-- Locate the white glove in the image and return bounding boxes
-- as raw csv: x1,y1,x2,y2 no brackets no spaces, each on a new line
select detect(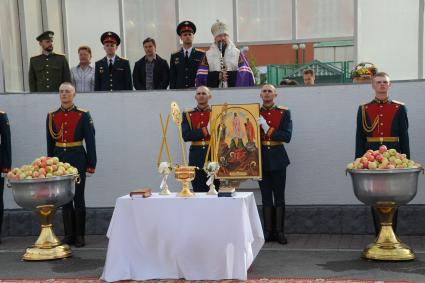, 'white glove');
86,173,93,178
1,173,6,178
207,122,210,134
257,116,270,133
